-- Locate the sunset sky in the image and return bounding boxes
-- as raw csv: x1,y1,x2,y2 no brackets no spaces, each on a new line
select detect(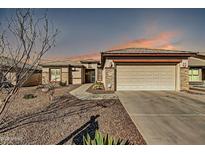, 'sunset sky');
0,9,205,59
